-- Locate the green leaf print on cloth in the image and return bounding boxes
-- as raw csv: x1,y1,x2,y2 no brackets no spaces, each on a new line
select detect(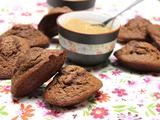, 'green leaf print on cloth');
112,105,139,113
0,106,8,116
